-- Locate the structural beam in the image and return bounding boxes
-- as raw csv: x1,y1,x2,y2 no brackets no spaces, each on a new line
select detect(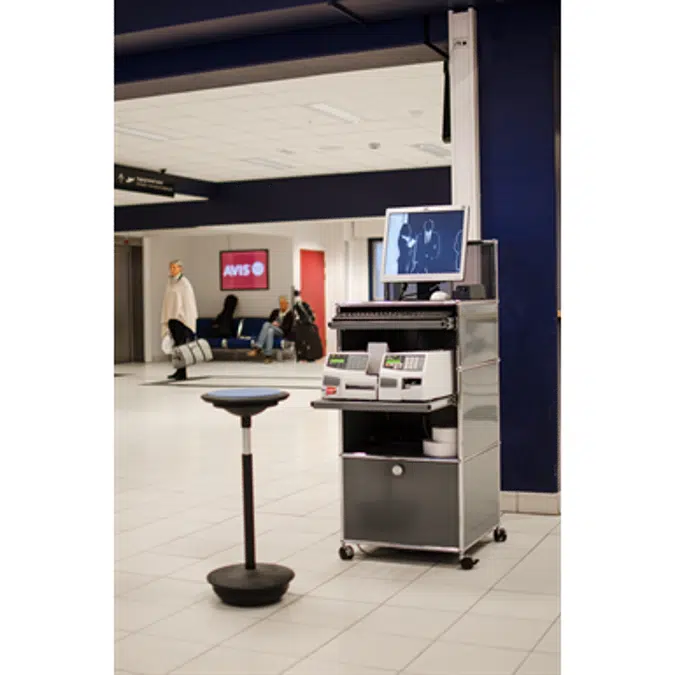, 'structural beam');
115,168,452,232
115,1,475,54
115,15,448,100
